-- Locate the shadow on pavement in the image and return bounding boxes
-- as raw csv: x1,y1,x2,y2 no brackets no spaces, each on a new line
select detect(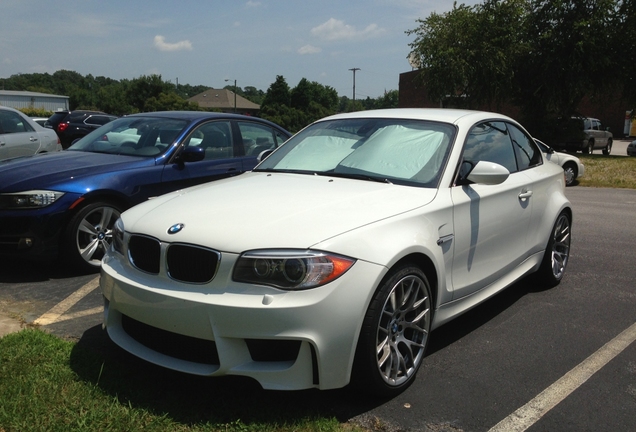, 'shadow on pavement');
0,256,97,283
68,276,552,426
